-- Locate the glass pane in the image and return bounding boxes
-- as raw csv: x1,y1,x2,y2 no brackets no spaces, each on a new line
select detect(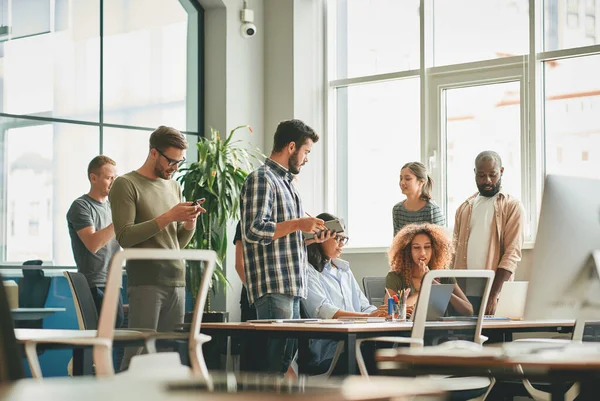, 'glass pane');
0,118,99,263
339,79,420,248
545,0,600,51
544,55,600,179
334,0,419,79
103,128,152,175
434,0,529,66
103,0,190,130
0,0,100,121
445,82,522,231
